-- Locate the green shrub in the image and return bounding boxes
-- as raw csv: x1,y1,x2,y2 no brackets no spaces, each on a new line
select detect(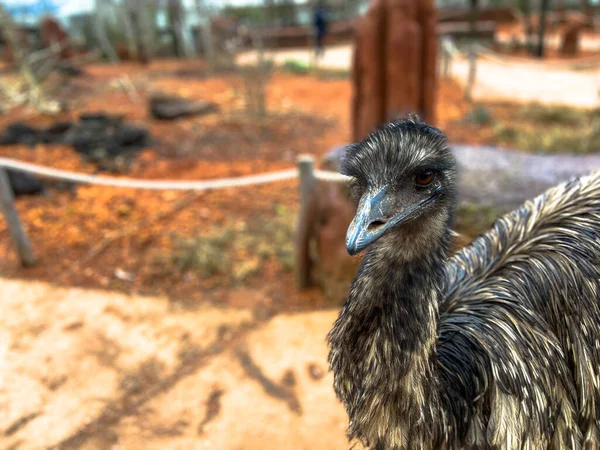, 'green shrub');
493,124,519,142
282,59,311,75
464,105,494,125
518,103,586,125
